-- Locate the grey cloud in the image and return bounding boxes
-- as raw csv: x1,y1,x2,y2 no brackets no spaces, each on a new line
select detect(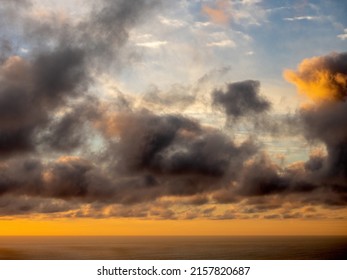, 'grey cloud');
0,195,77,216
78,0,162,65
40,97,100,152
196,66,231,85
0,109,258,207
22,0,161,62
0,157,117,202
105,112,257,180
288,53,347,201
237,155,288,196
264,214,281,219
0,40,12,63
141,66,232,112
33,48,87,104
0,47,89,157
141,84,195,110
1,0,30,5
0,0,162,158
213,80,271,119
